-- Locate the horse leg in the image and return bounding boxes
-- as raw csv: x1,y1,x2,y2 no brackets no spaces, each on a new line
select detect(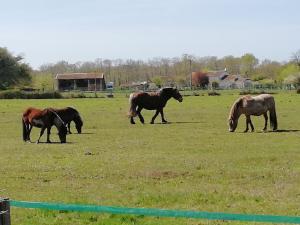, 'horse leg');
262,112,268,132
46,127,52,143
151,110,160,124
27,124,33,142
25,123,33,142
250,119,254,132
130,116,135,124
68,122,72,134
244,115,250,132
36,127,46,144
137,107,144,124
160,109,168,123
